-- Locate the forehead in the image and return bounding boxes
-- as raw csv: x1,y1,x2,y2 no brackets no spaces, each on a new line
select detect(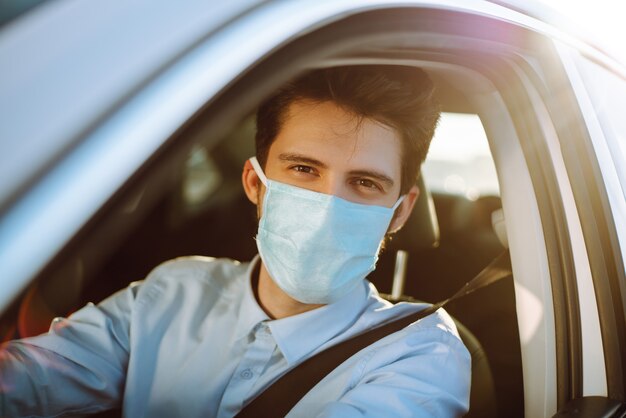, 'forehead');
270,100,403,179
